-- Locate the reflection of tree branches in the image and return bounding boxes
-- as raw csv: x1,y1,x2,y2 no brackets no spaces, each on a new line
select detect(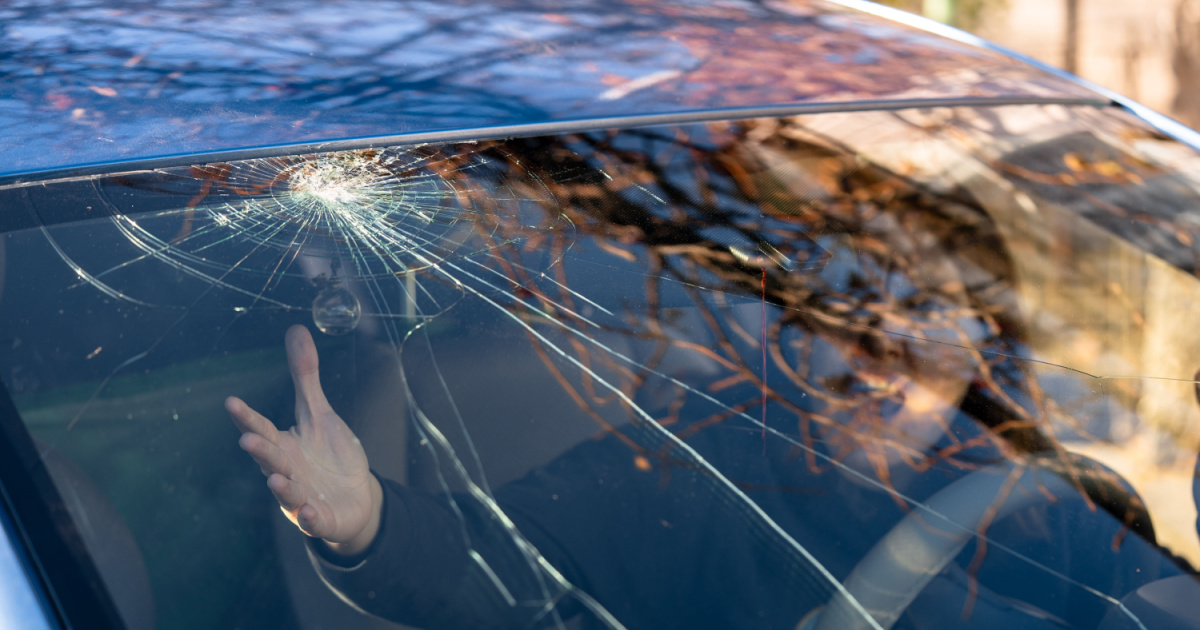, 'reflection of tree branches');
157,117,1163,568
155,111,1182,601
515,124,1016,429
484,119,1173,588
